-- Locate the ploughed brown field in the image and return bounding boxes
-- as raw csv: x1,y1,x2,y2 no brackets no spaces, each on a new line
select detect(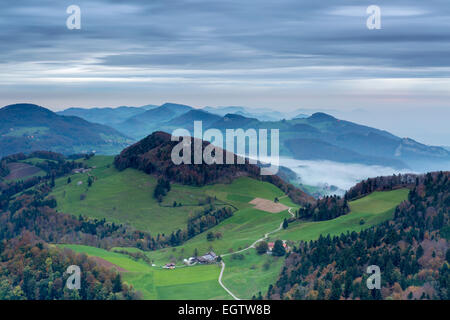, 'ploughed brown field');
249,197,289,213
5,162,42,180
